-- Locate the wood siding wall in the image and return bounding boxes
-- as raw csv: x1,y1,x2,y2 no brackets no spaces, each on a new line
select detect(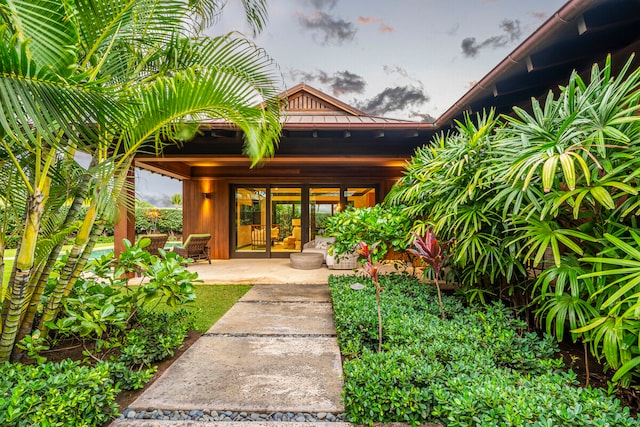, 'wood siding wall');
288,93,334,111
183,179,230,259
